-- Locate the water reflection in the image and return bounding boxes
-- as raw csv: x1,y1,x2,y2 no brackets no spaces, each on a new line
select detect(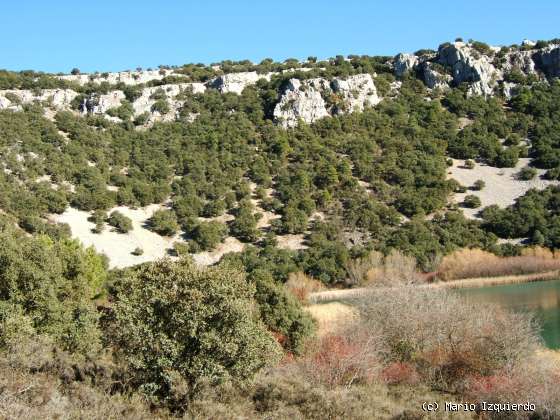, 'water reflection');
458,280,560,349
